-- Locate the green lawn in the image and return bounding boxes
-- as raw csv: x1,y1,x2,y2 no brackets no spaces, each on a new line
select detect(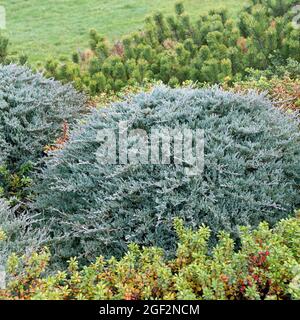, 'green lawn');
1,0,243,63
